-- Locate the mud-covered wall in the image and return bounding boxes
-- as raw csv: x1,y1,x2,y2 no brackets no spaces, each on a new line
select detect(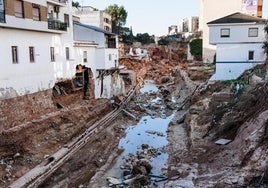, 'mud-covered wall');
0,89,56,132
94,72,125,99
